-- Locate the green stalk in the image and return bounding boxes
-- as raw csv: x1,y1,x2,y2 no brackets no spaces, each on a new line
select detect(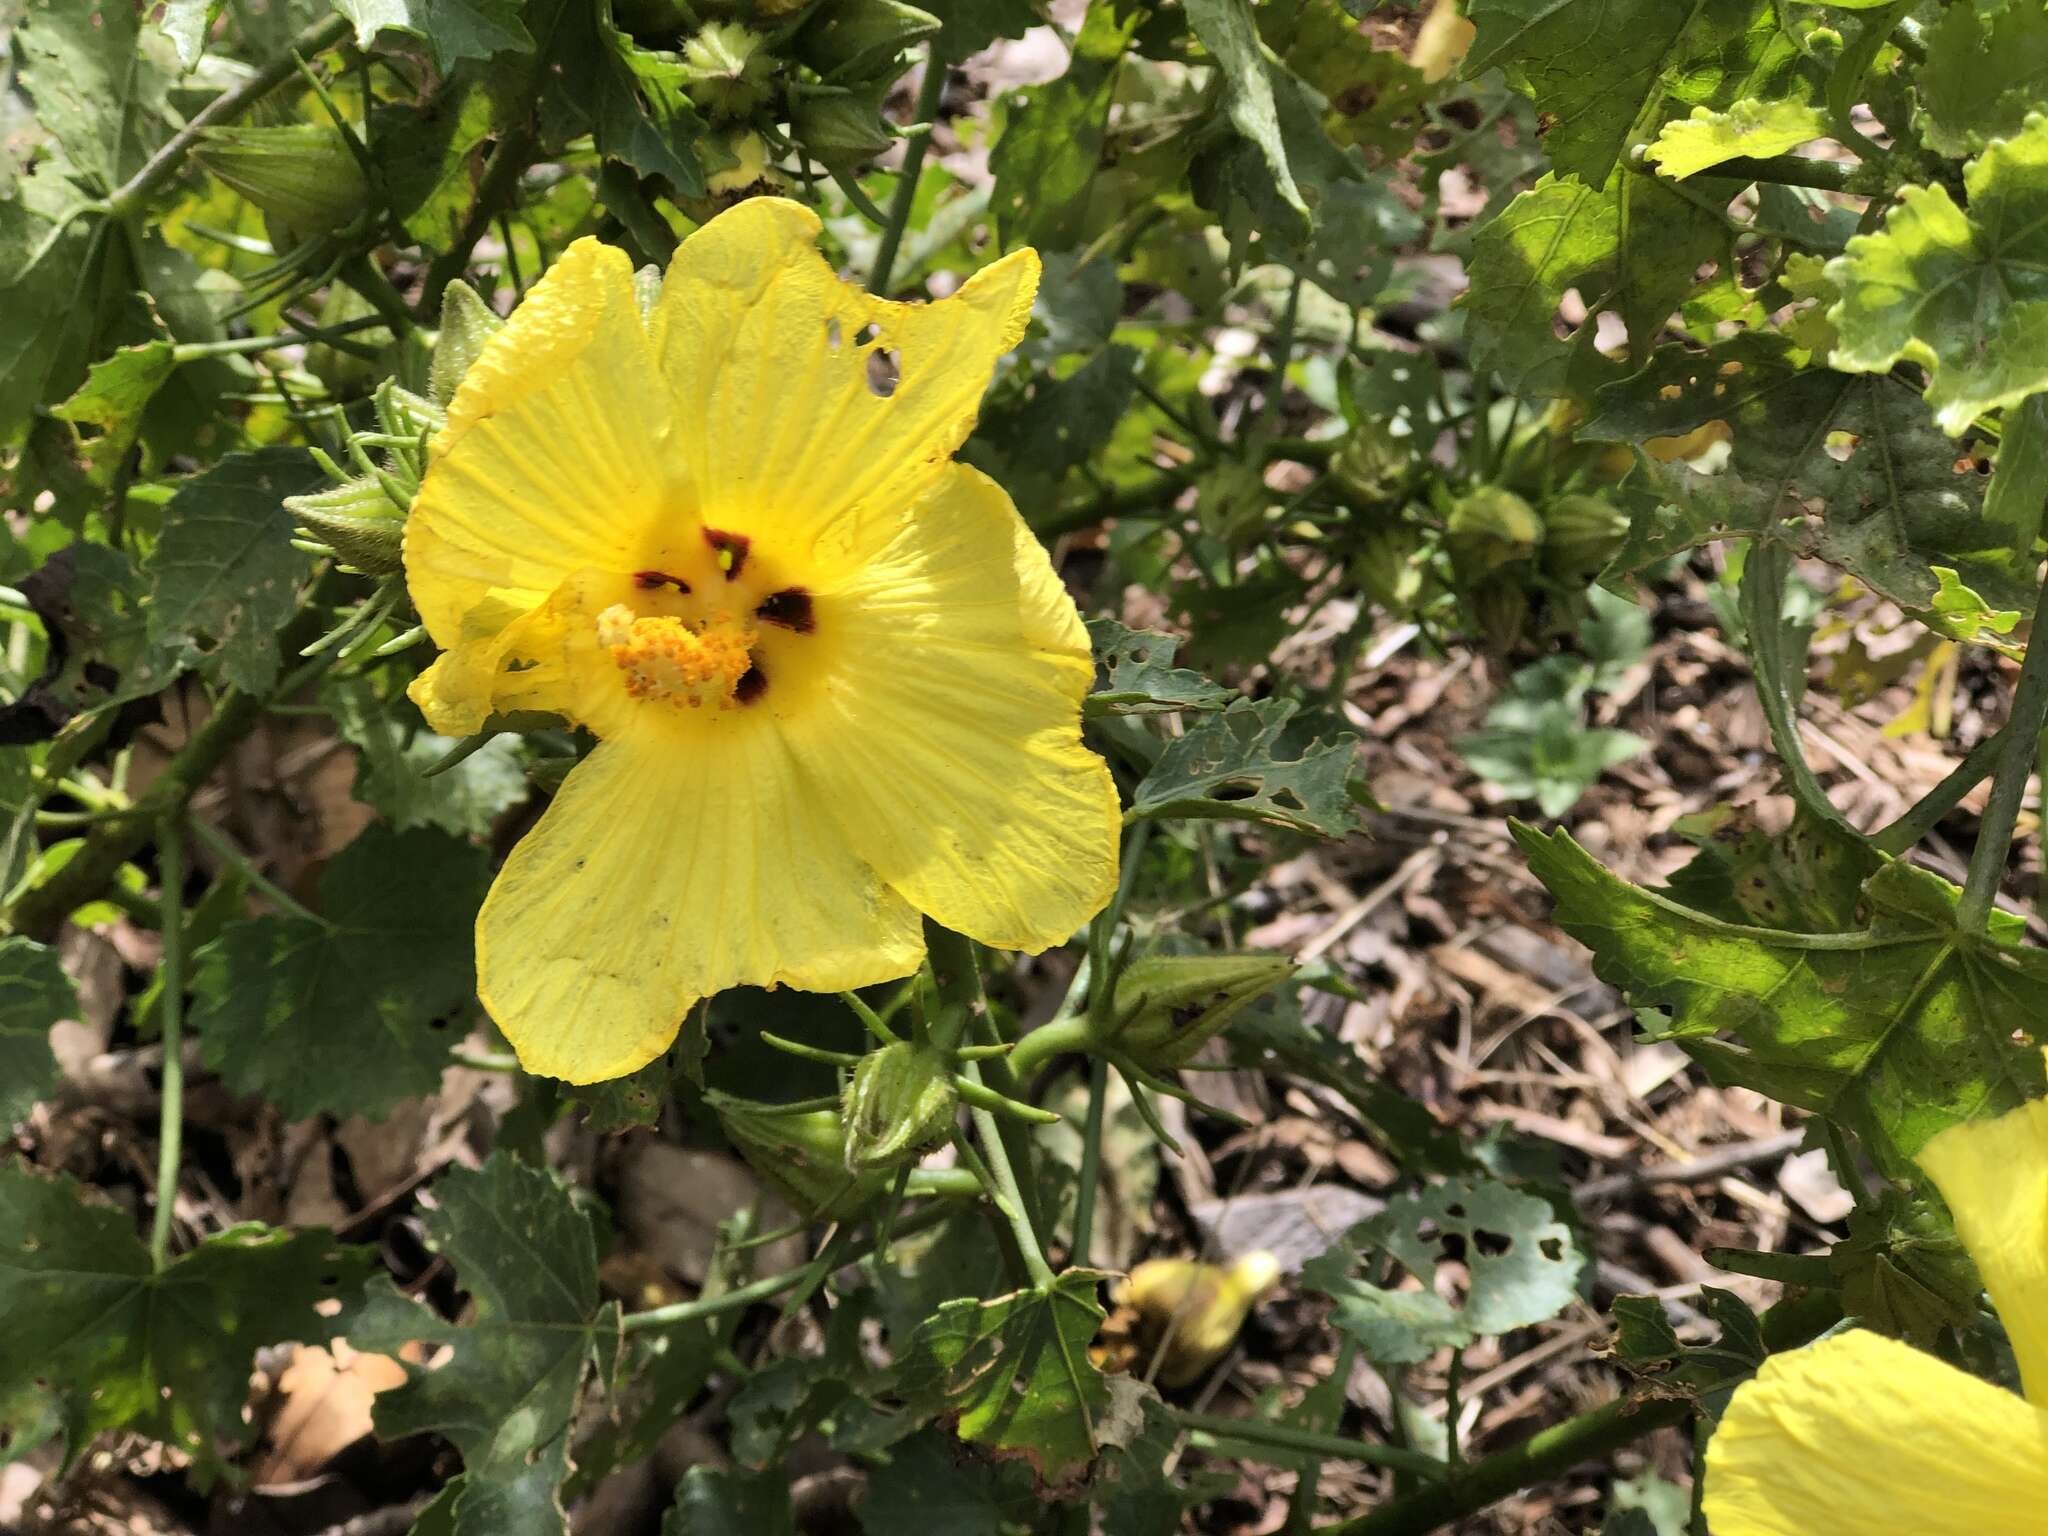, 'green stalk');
187,817,332,927
1318,1396,1691,1536
1959,578,2048,931
149,814,187,1270
1170,1409,1446,1480
867,53,947,296
1069,1057,1109,1267
106,12,354,219
1872,725,2007,856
